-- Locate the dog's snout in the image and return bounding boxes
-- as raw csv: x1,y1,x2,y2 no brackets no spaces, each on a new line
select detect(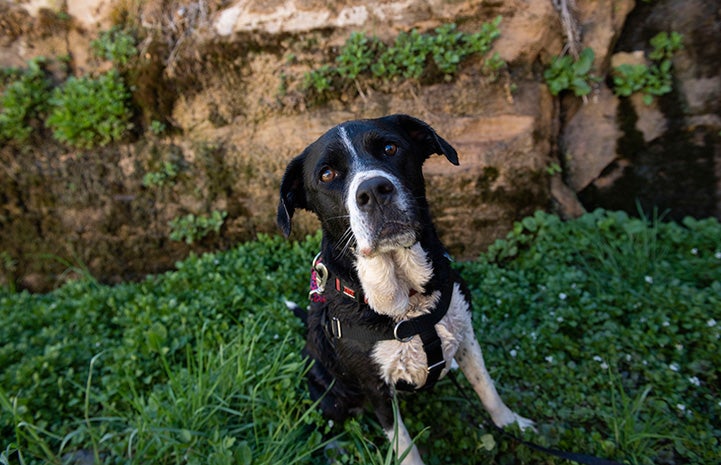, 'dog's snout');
356,177,396,210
